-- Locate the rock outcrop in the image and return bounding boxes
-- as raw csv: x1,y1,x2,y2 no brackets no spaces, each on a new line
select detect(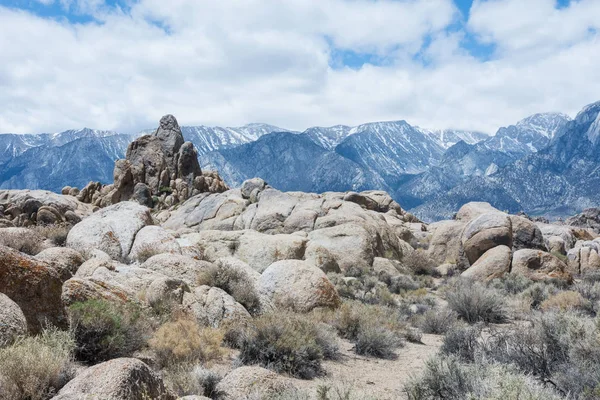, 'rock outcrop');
0,189,93,227
75,115,228,209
